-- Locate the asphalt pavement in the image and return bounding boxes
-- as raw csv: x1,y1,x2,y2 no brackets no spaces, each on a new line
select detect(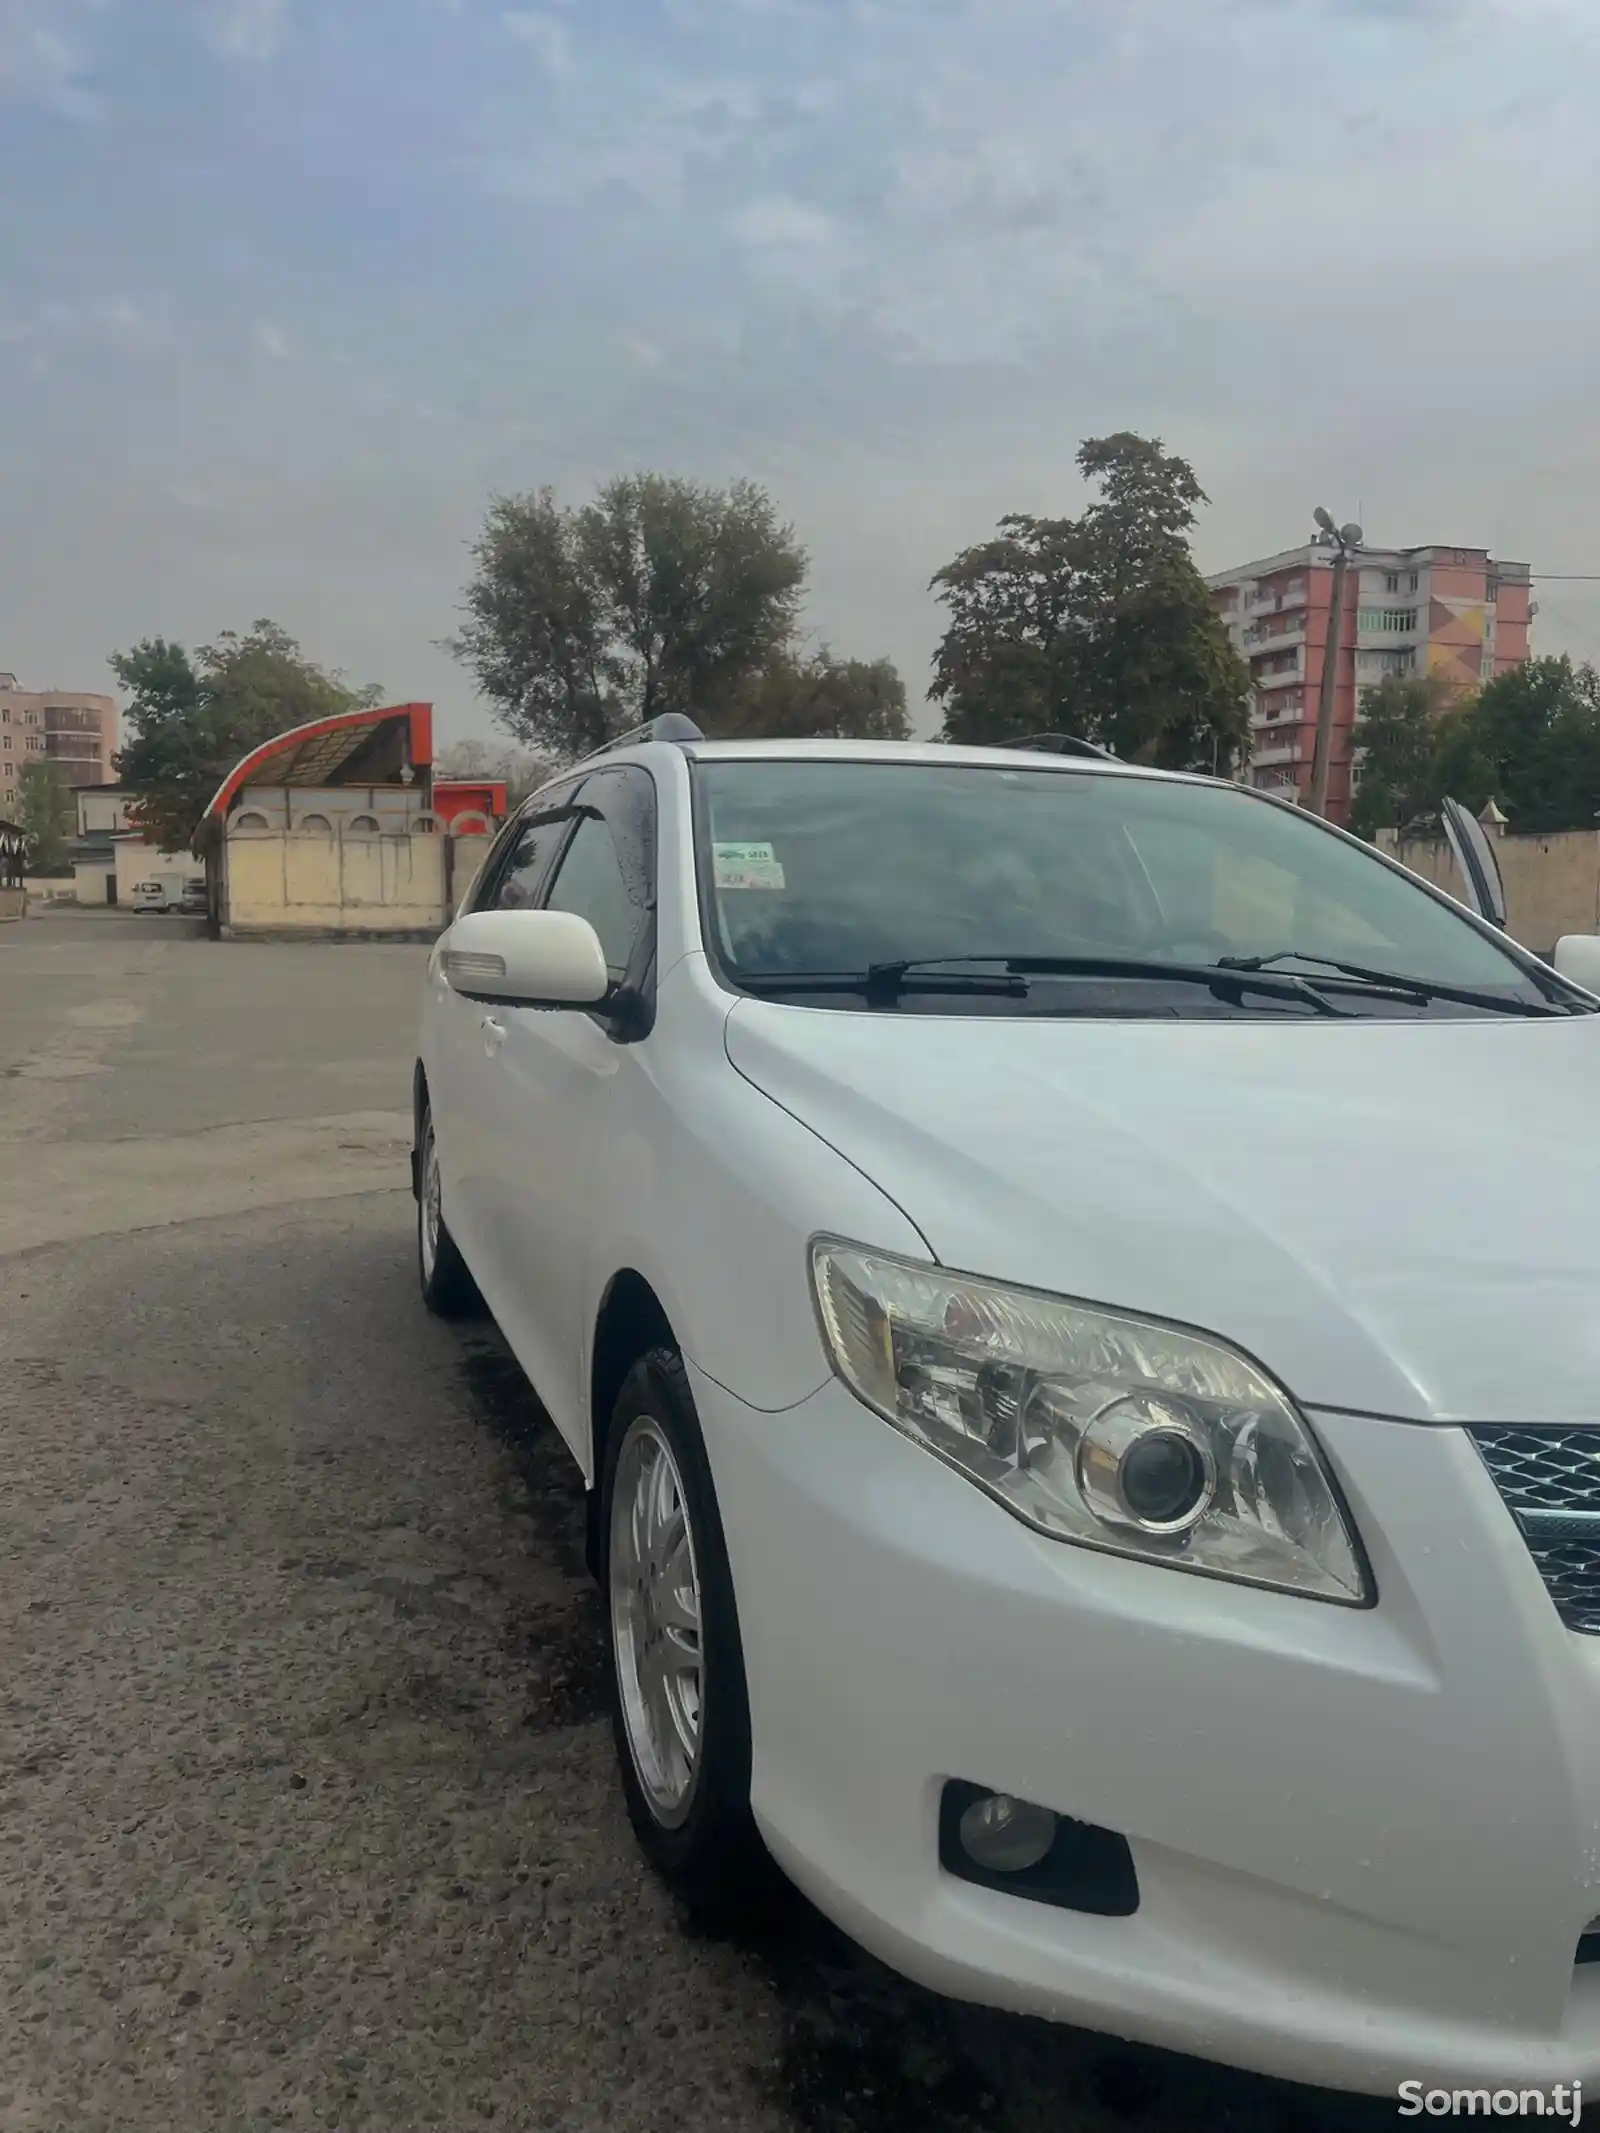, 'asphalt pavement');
0,910,1396,2133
